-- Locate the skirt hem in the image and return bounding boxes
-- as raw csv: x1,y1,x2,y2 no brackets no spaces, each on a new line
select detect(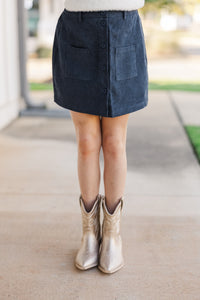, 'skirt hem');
53,97,148,117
